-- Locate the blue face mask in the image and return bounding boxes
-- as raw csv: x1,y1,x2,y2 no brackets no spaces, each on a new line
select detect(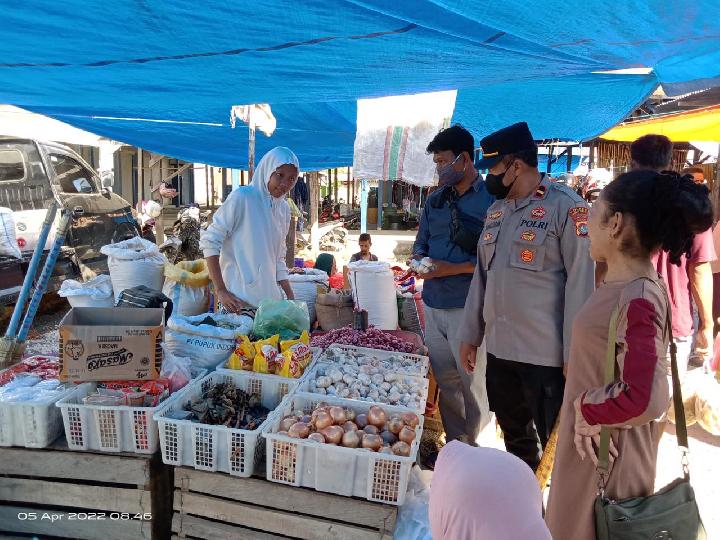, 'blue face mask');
437,154,466,186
